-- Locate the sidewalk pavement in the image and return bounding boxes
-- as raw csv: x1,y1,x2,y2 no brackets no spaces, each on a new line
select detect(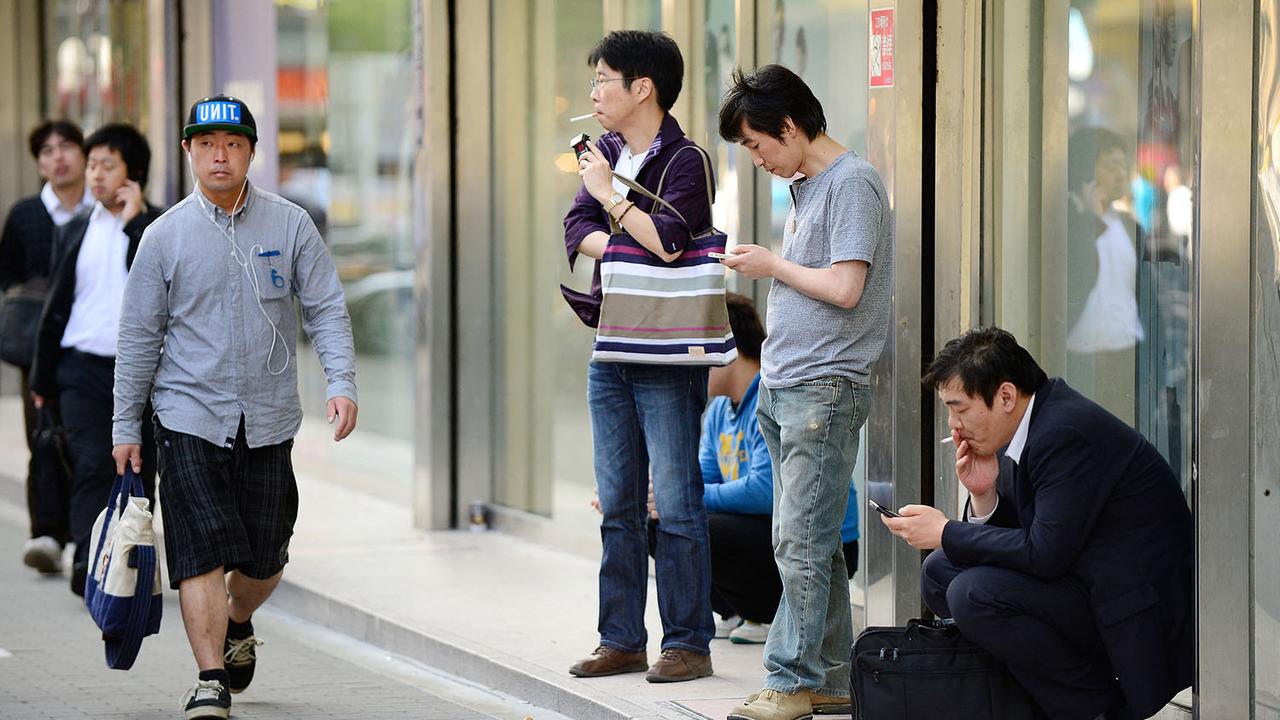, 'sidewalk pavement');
0,501,575,720
0,396,850,720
